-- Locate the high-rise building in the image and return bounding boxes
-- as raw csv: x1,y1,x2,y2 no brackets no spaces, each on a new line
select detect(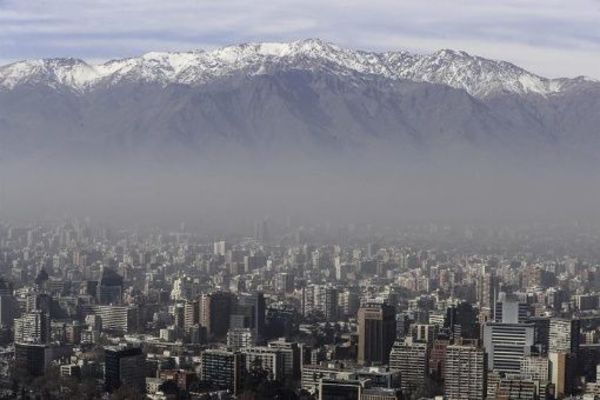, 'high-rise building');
213,241,228,257
549,318,580,354
445,302,479,339
548,318,579,396
494,293,530,324
104,346,146,393
183,299,200,331
268,338,302,380
520,355,550,399
444,344,487,400
483,322,534,373
411,323,436,344
227,327,254,349
357,303,396,365
200,292,233,339
200,349,244,395
527,317,550,354
232,292,266,343
339,288,360,319
14,310,50,343
477,269,498,314
520,355,549,381
81,305,139,333
303,285,339,322
0,294,16,327
14,342,49,376
273,273,294,293
97,267,123,305
389,337,428,392
241,346,285,382
429,338,450,381
549,351,567,397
